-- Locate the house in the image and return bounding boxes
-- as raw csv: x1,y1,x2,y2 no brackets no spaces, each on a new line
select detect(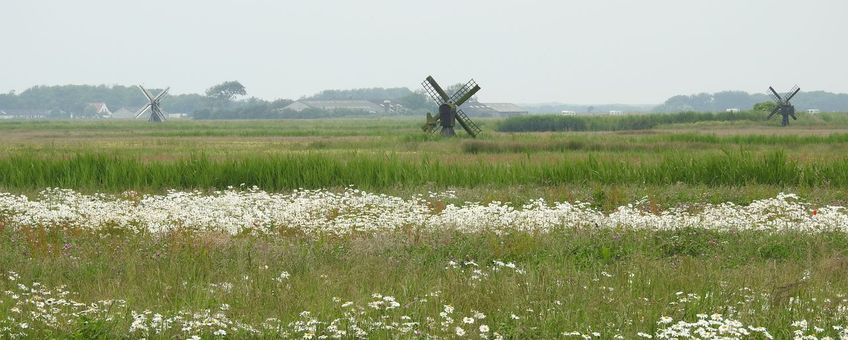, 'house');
281,100,385,113
561,110,576,116
609,110,624,115
807,109,821,114
726,108,741,113
84,102,112,117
